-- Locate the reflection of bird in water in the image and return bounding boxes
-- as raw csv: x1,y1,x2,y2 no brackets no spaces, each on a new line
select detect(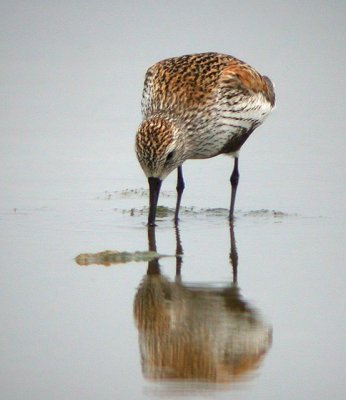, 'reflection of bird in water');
133,224,272,383
135,53,275,225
